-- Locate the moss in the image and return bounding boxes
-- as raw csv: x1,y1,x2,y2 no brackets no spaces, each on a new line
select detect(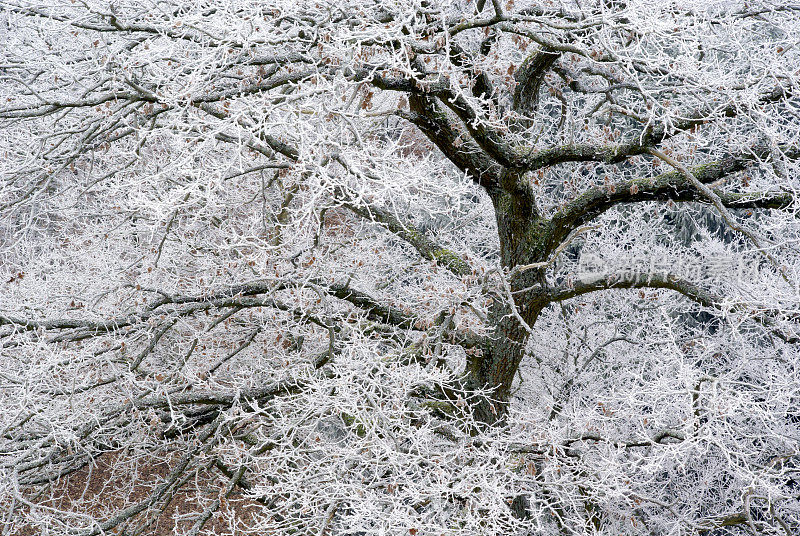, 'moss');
690,161,720,181
432,248,469,275
403,227,424,244
421,400,457,415
340,413,367,438
497,191,513,213
522,218,556,260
